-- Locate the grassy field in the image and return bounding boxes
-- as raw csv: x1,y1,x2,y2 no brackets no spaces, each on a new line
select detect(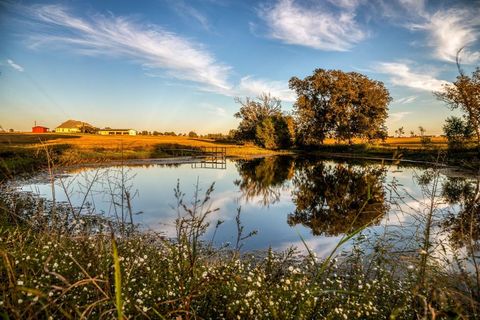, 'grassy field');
0,133,283,179
321,136,449,149
0,133,281,158
1,133,475,179
0,133,449,152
